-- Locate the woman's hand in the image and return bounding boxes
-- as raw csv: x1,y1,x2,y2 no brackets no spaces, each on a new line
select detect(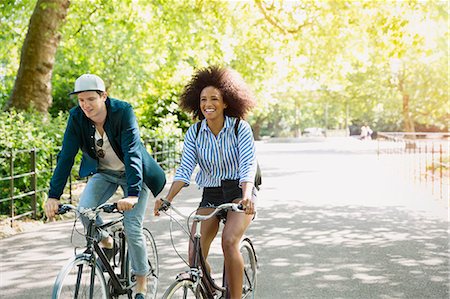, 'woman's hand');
240,182,255,215
117,196,138,211
154,198,164,216
239,196,255,215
